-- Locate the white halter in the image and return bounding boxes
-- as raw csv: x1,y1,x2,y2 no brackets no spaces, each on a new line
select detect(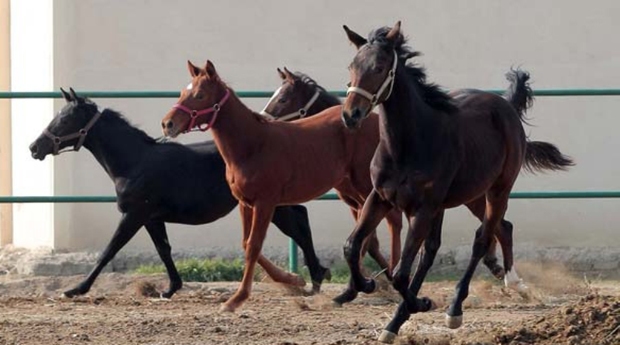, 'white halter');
260,87,321,121
346,50,398,107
